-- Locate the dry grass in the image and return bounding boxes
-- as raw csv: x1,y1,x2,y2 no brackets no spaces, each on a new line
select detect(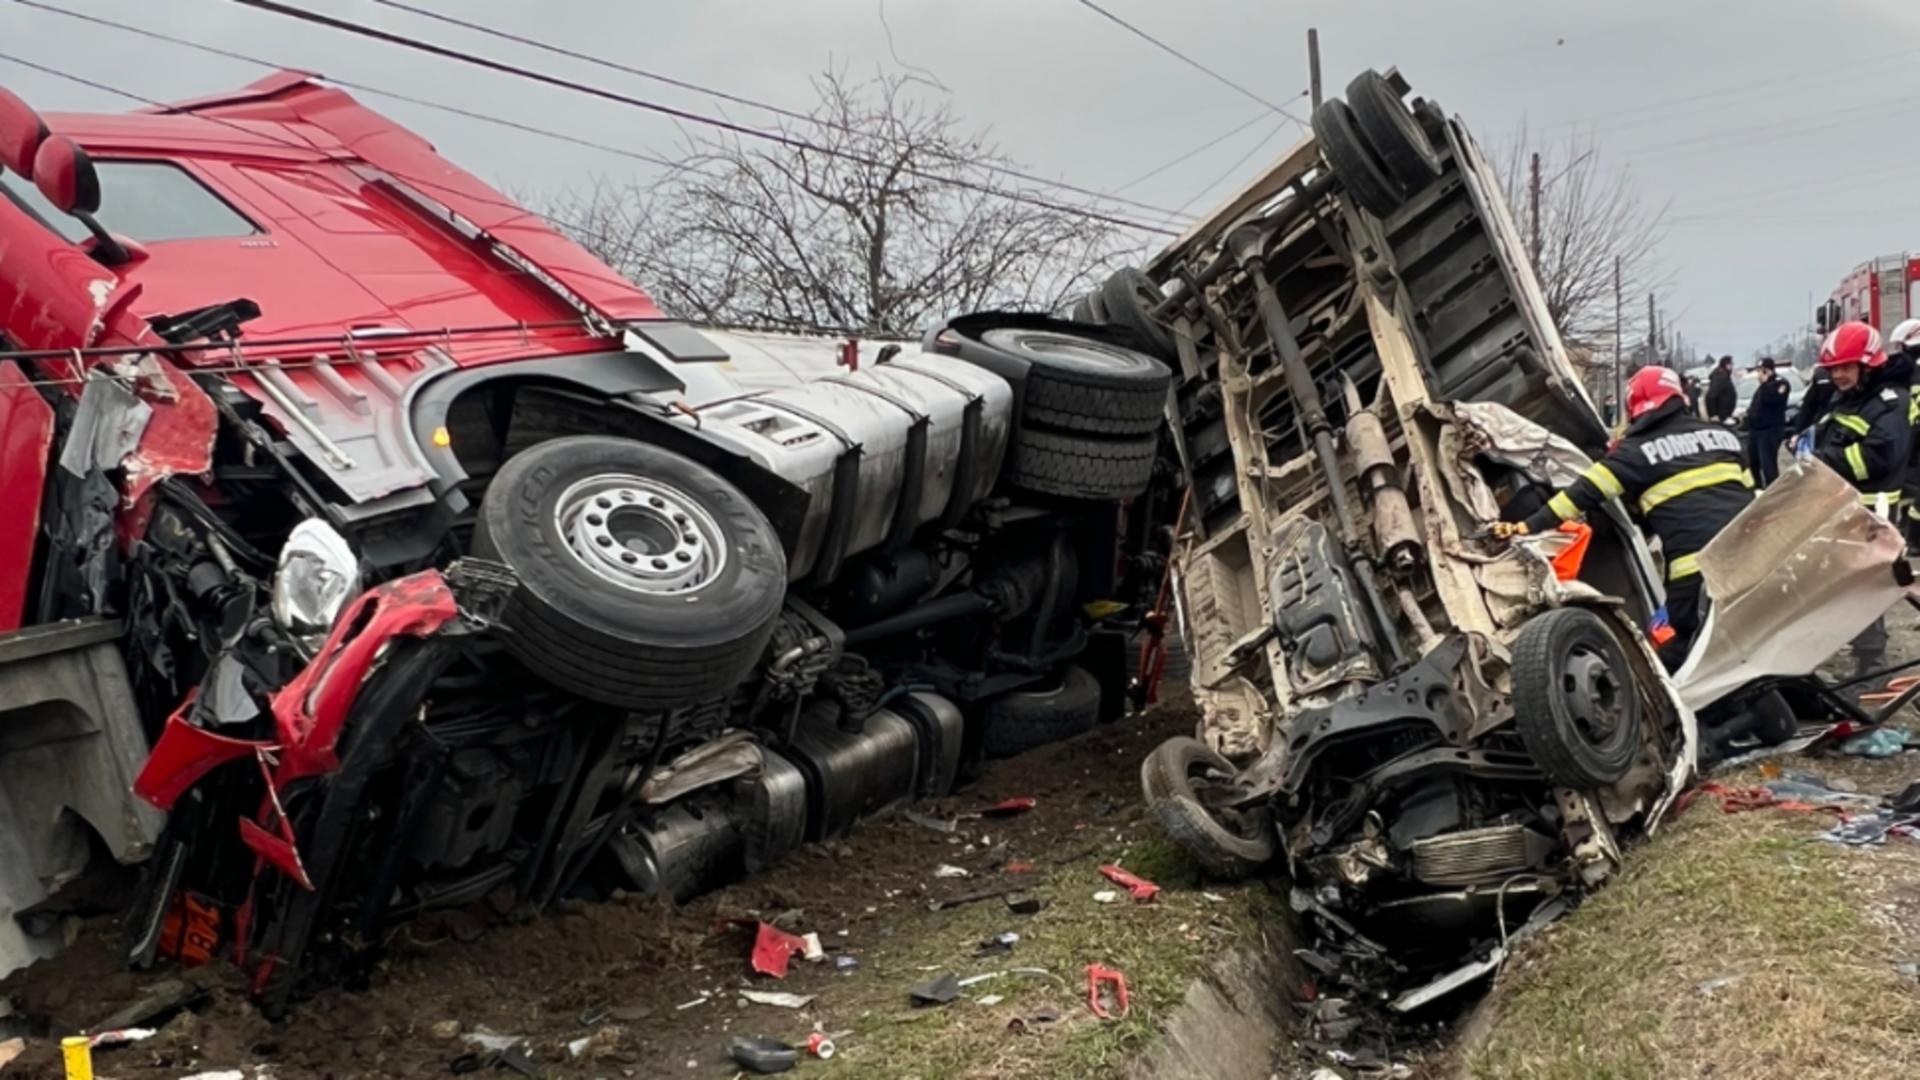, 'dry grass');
1461,761,1920,1080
